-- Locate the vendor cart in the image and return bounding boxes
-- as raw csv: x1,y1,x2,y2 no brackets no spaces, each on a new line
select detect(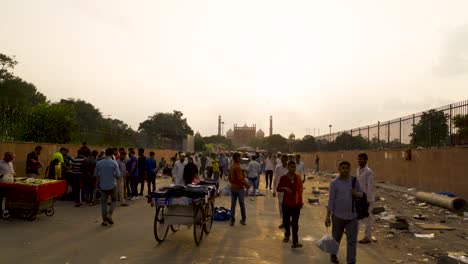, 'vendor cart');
0,179,67,221
151,184,216,246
